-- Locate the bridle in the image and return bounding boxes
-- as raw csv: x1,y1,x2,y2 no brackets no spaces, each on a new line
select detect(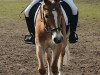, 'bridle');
39,2,63,34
